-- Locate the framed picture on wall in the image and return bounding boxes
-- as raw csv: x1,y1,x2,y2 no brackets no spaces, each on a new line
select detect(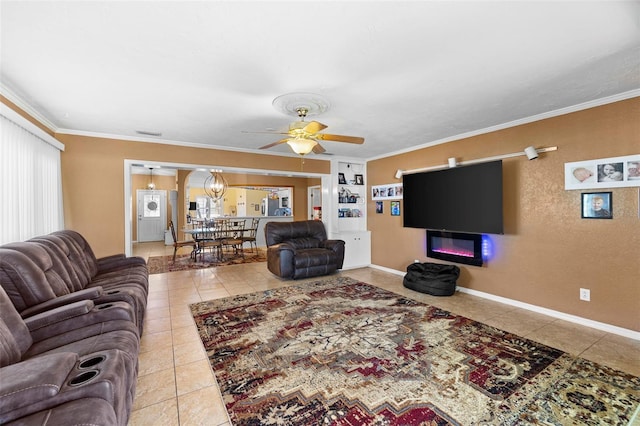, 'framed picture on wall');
375,201,383,214
390,201,400,216
338,173,347,184
581,192,612,219
354,174,364,185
